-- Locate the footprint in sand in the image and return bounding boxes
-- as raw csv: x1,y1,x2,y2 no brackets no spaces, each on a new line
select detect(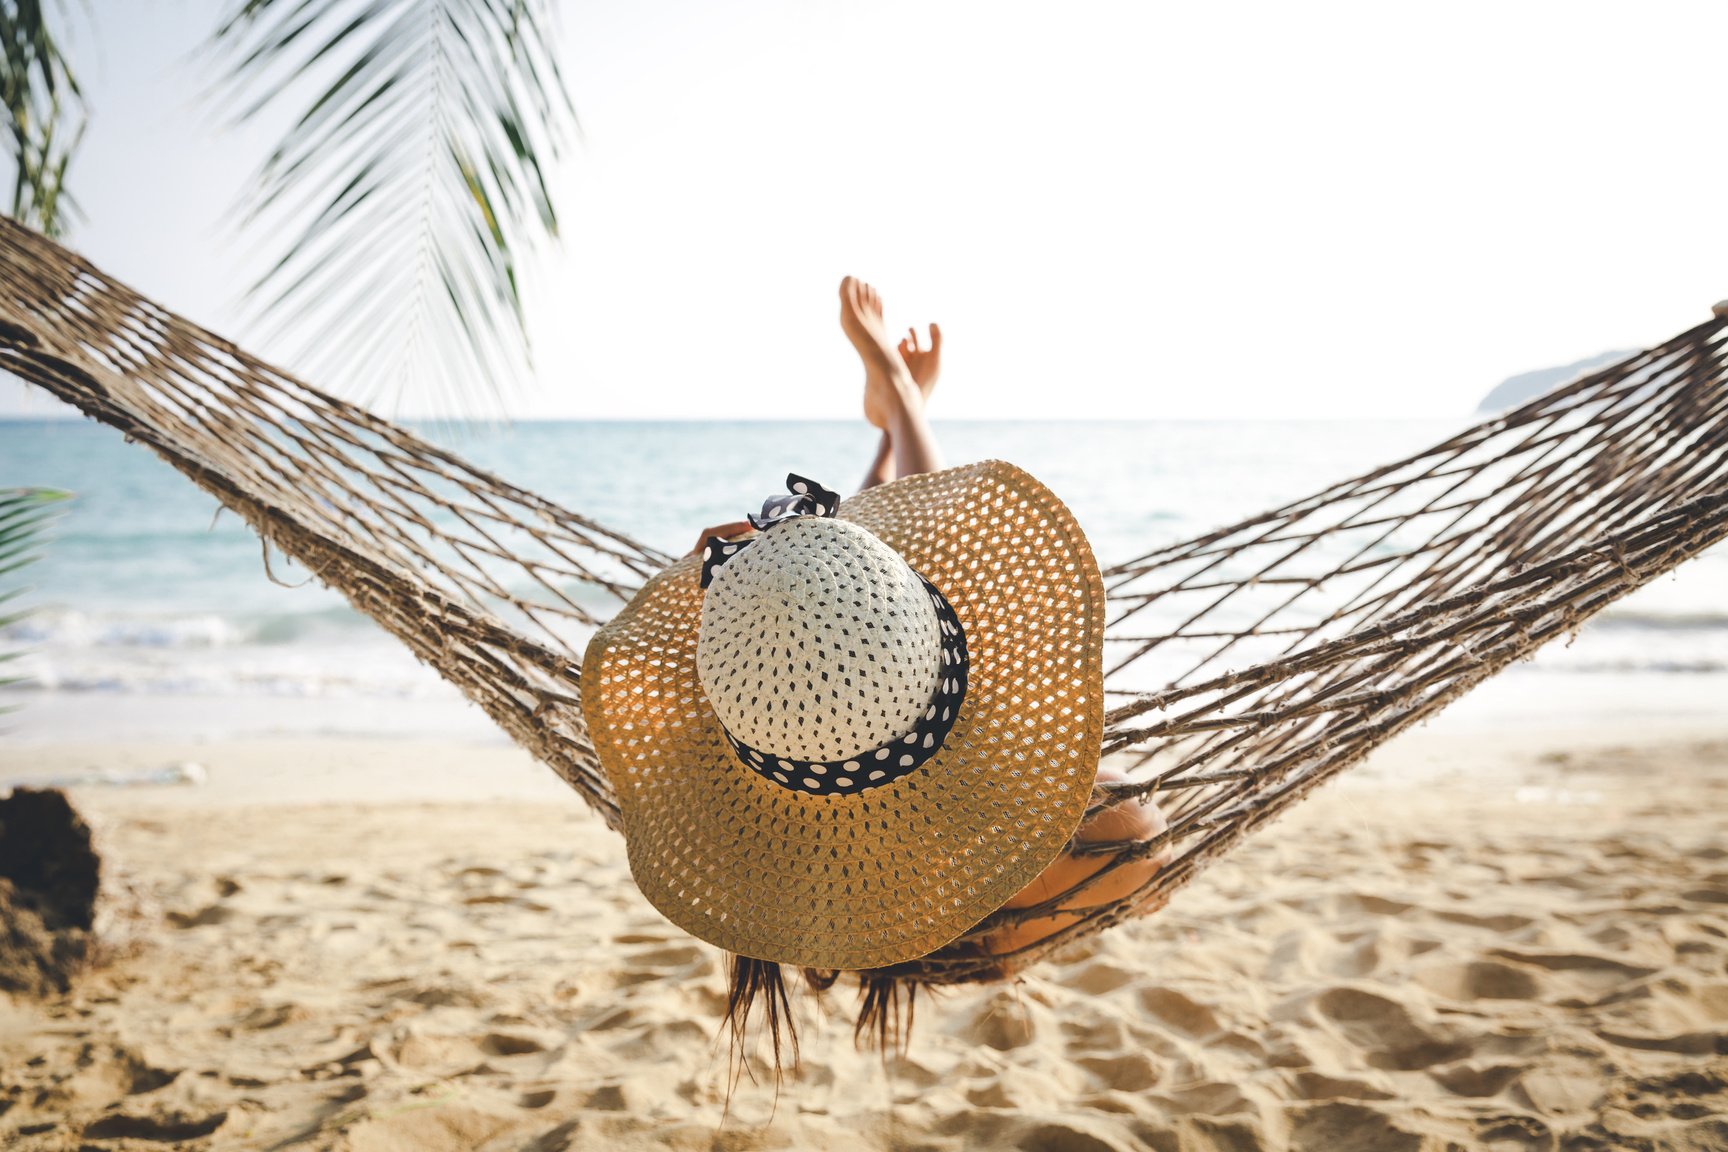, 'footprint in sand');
82,1108,229,1143
1289,1069,1395,1101
1059,1014,1129,1053
964,1077,1018,1109
477,1029,556,1057
1590,1066,1728,1147
517,1087,557,1109
1171,1115,1267,1152
38,1042,178,1113
454,865,507,880
388,1033,489,1077
966,991,1039,1051
1075,1050,1162,1092
1413,958,1544,1002
237,1001,317,1030
459,892,551,911
1428,1058,1525,1098
1305,986,1467,1071
1333,893,1415,918
609,941,714,988
165,904,238,929
1288,1101,1427,1152
581,1004,637,1032
1149,1077,1255,1120
1327,931,1384,979
623,943,706,967
1006,1117,1140,1152
1136,986,1223,1039
396,982,494,1009
1431,908,1538,932
1067,959,1143,995
1488,947,1659,1002
1594,1027,1723,1055
611,931,678,945
1470,1114,1555,1152
338,1099,521,1149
